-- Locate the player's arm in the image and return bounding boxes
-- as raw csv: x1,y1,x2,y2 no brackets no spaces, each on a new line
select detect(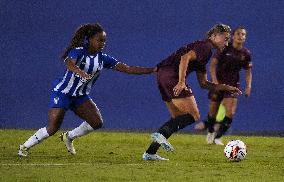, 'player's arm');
114,62,156,74
245,67,252,97
210,58,219,84
196,72,242,95
173,50,196,96
65,59,91,80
